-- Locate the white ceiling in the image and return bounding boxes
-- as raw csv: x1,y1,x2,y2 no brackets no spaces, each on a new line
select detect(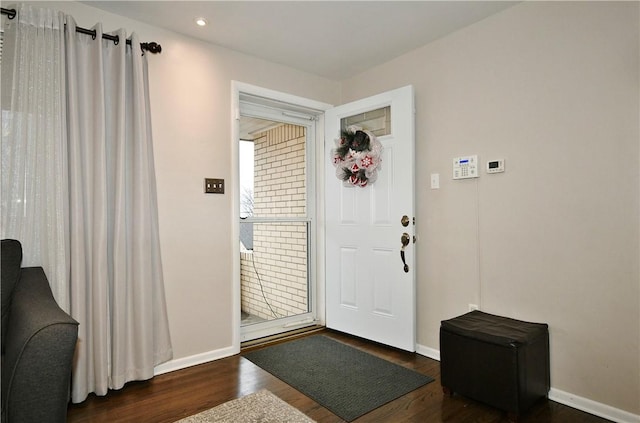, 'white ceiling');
83,1,517,80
